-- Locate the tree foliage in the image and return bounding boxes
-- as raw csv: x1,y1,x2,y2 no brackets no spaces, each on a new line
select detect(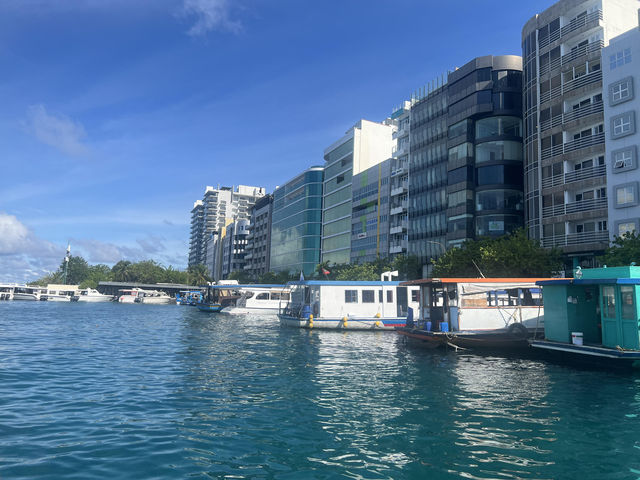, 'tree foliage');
314,255,423,282
433,229,563,278
601,232,640,267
